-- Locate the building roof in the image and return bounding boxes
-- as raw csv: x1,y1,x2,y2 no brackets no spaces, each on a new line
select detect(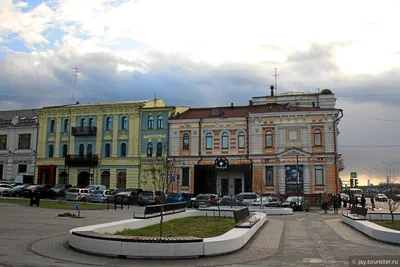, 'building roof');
0,109,37,120
171,104,338,120
41,99,154,109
